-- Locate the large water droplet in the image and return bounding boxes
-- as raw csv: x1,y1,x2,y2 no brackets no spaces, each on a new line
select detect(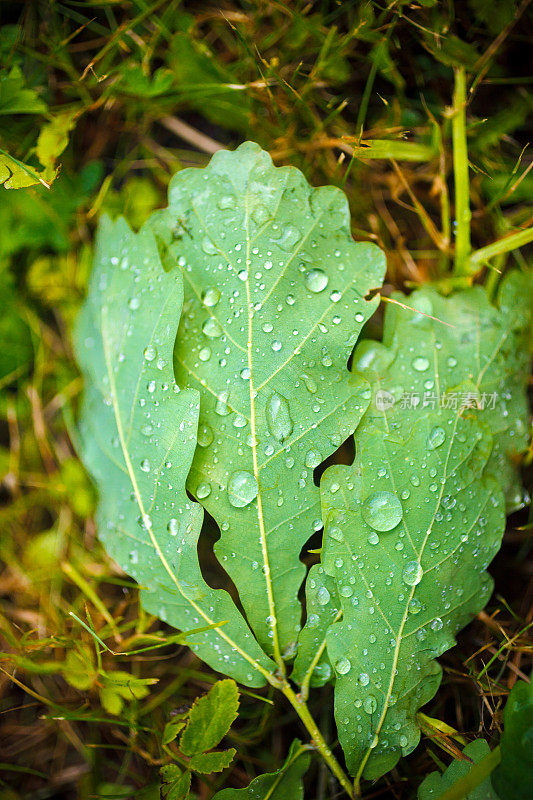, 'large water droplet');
227,470,259,508
427,426,446,450
266,392,293,442
197,423,214,447
202,318,223,338
202,287,221,307
403,560,423,586
317,586,331,606
197,482,211,499
364,695,378,714
335,657,351,675
305,449,321,469
412,356,430,372
359,672,370,686
362,491,403,531
199,346,211,362
144,345,157,361
305,269,329,293
278,225,301,250
202,236,218,255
